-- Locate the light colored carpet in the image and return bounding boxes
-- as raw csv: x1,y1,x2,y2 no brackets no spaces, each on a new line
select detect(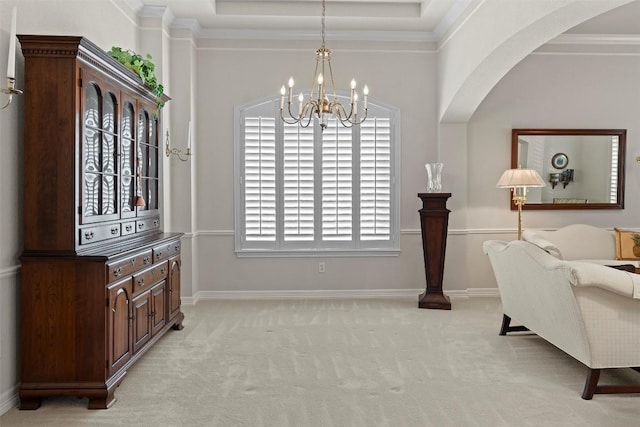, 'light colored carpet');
1,297,639,426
